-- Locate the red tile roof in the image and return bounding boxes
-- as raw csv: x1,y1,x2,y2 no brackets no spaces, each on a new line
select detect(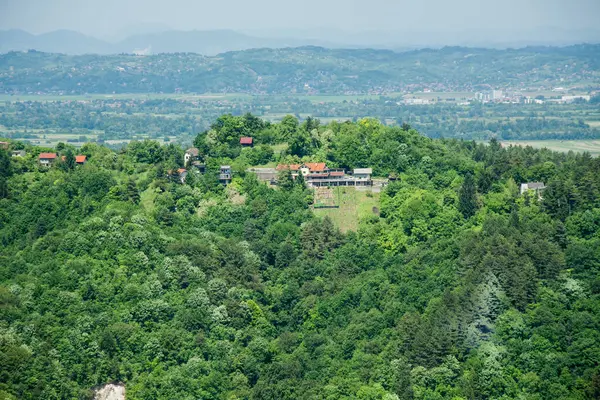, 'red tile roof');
329,171,345,177
177,168,187,174
240,137,253,145
186,147,199,156
277,164,301,171
305,162,327,172
75,155,86,163
39,152,57,159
